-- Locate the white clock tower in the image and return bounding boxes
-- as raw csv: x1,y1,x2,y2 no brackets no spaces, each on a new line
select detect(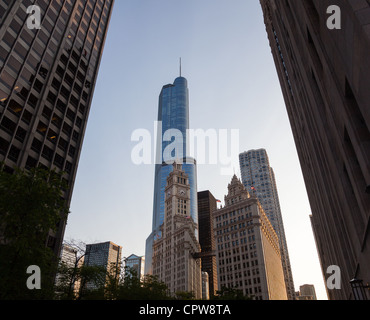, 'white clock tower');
152,162,202,298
